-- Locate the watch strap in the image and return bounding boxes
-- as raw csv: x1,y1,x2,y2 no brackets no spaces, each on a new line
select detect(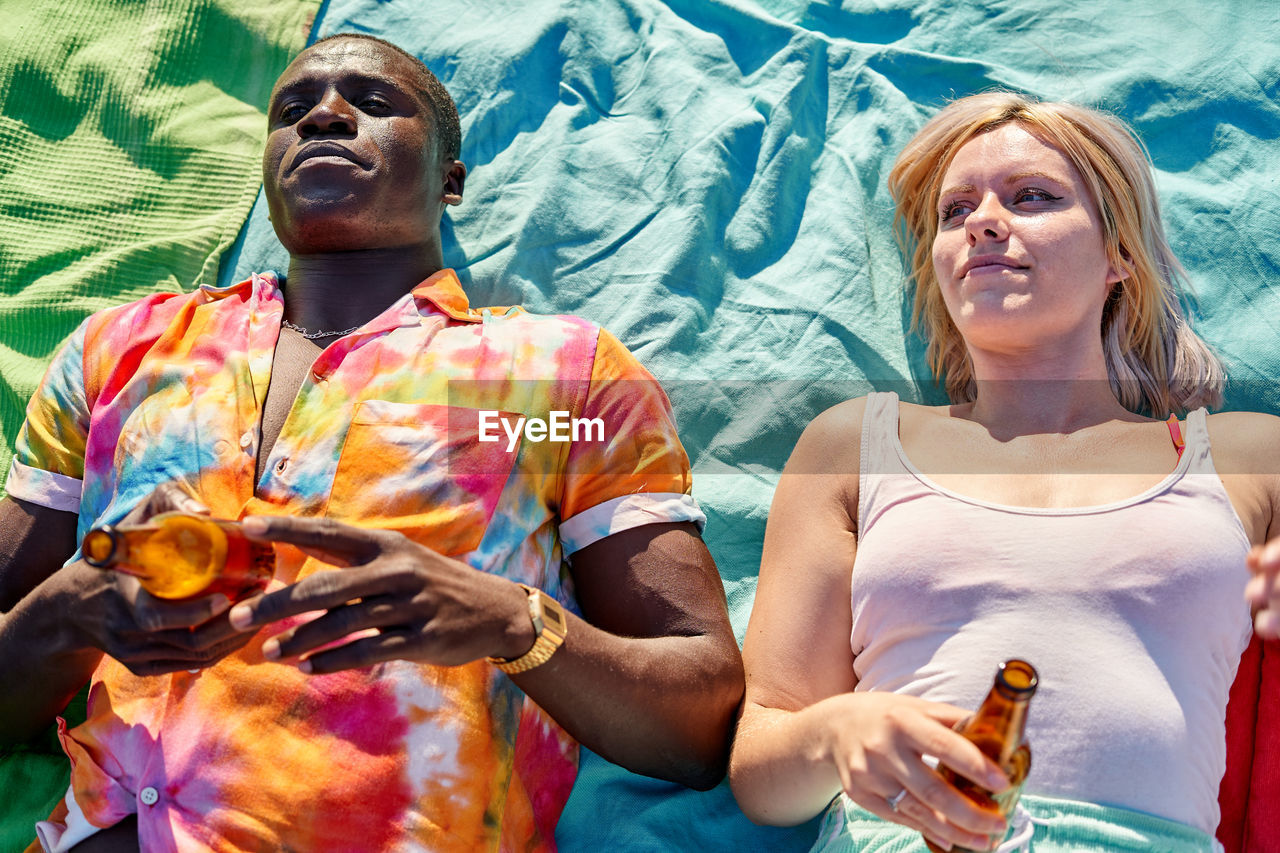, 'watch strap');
488,584,567,674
